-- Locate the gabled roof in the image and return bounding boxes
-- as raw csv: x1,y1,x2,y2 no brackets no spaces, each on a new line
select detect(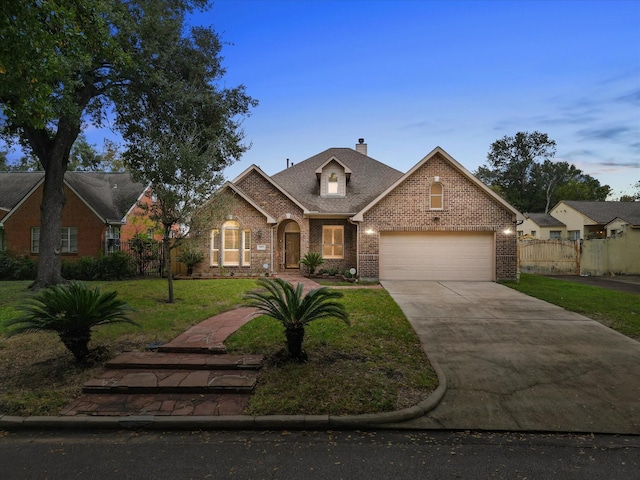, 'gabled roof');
0,172,43,213
353,147,522,221
233,164,310,214
555,200,640,225
523,212,566,228
0,171,147,224
271,148,403,215
221,181,277,224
